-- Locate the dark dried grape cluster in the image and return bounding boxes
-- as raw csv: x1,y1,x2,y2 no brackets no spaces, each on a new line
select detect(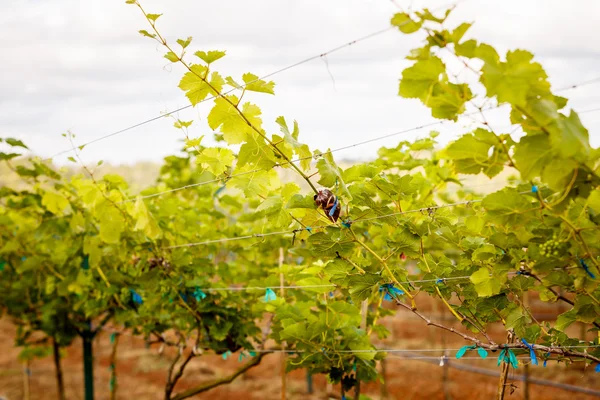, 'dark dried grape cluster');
314,189,340,222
